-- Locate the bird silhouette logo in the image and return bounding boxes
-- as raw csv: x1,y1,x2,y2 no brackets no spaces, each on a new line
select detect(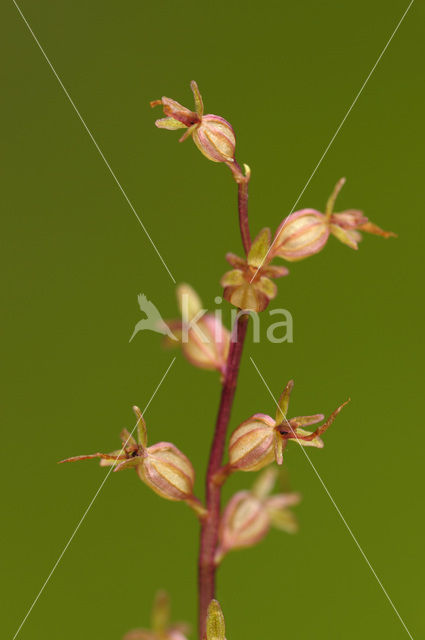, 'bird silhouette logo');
129,294,178,343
